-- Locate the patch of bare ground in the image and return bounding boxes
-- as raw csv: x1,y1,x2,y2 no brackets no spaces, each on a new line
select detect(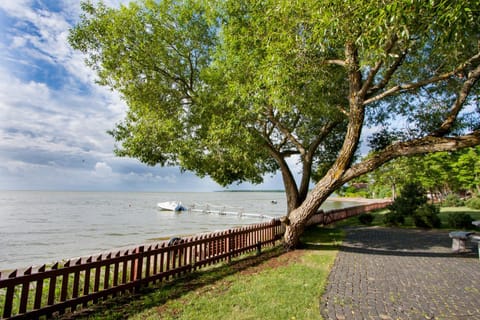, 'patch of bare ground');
237,249,304,276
